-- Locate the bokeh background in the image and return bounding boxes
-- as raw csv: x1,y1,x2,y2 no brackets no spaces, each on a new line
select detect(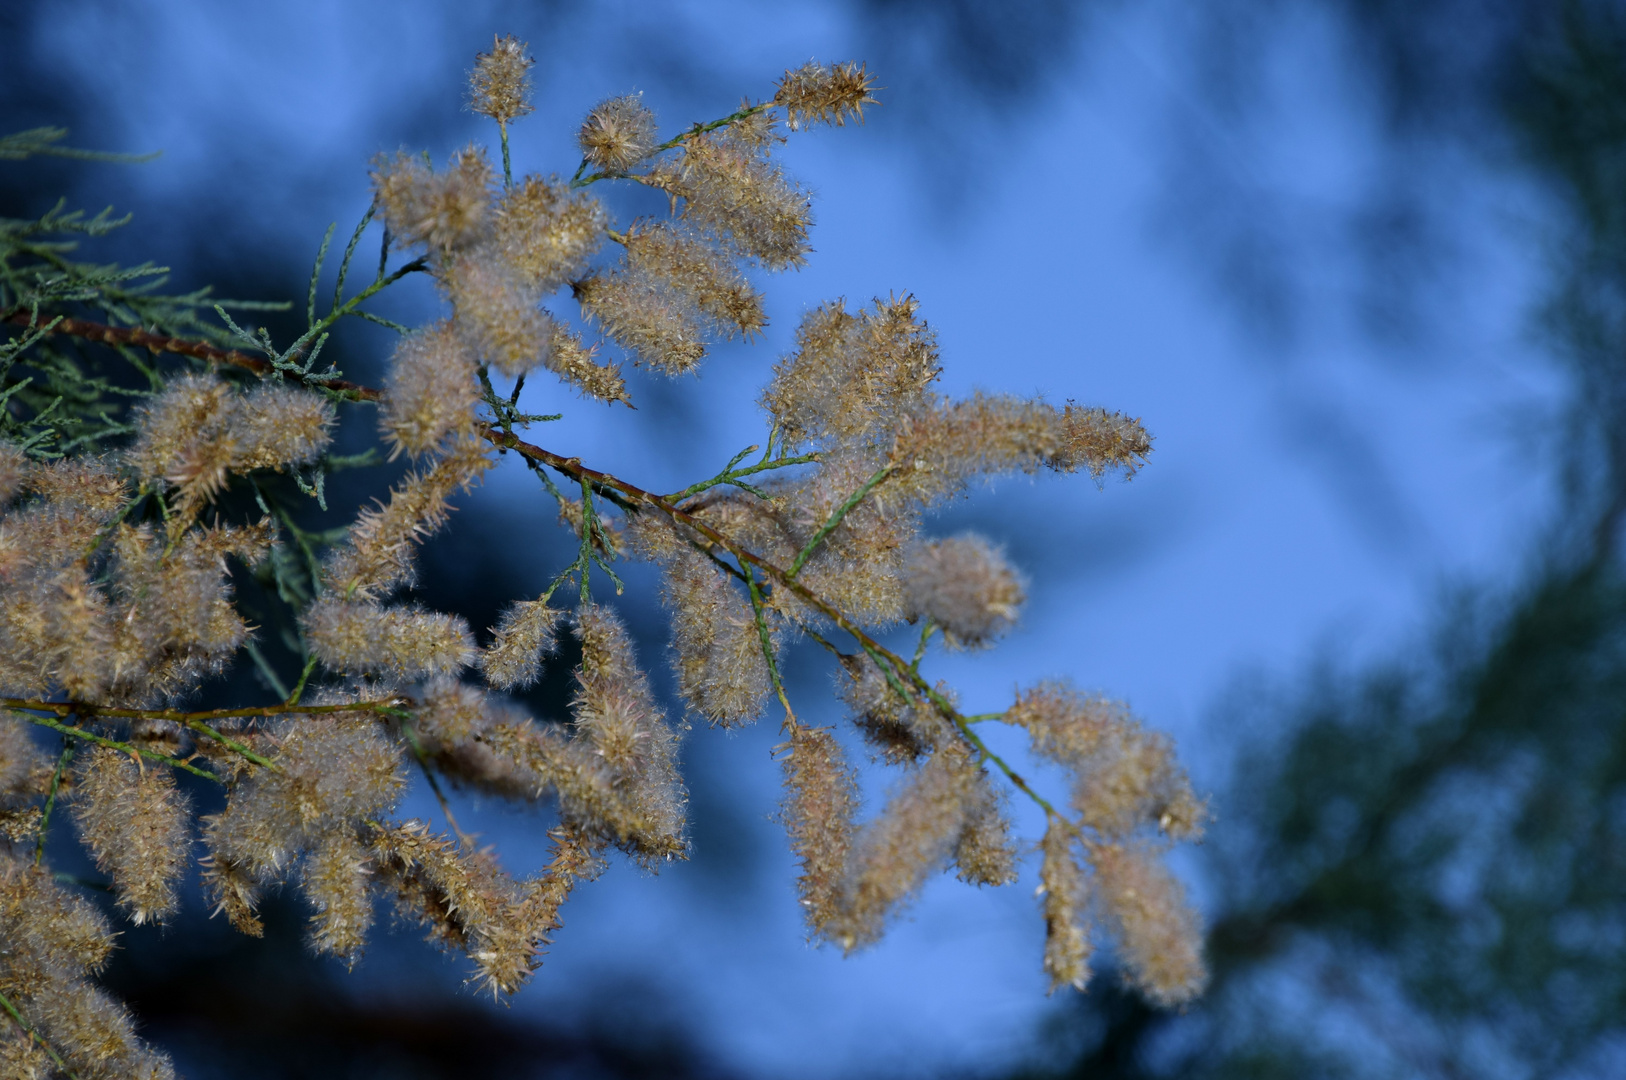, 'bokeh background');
6,0,1624,1077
